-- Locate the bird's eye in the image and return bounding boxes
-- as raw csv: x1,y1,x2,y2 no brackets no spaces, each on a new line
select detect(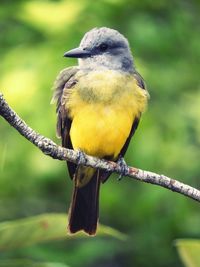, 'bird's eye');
99,43,108,51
